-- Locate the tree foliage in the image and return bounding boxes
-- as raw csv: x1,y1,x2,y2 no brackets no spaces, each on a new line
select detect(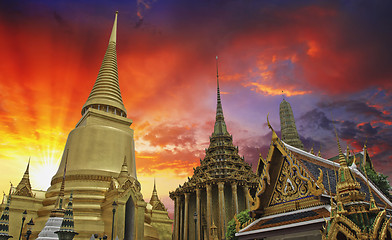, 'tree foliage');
361,164,391,199
226,209,251,240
